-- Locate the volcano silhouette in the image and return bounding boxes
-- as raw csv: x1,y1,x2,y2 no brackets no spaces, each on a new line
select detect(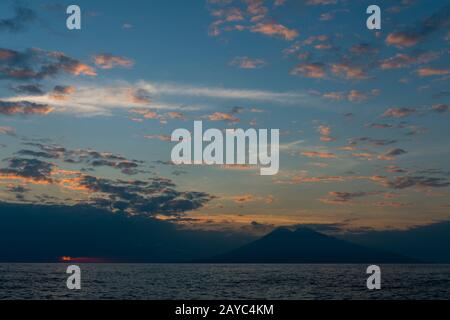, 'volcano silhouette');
208,227,416,263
